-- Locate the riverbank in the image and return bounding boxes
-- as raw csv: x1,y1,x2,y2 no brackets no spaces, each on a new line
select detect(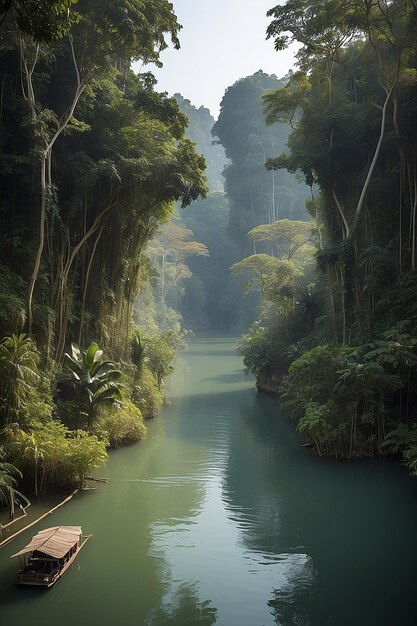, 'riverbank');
1,335,417,625
255,371,284,395
0,490,79,549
